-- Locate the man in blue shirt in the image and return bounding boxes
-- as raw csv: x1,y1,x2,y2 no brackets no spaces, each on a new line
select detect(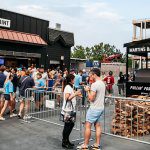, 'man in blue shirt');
35,73,45,110
35,73,45,88
82,69,88,85
74,70,83,90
